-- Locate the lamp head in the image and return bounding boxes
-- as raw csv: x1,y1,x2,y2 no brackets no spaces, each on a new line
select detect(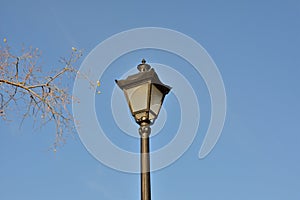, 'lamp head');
115,59,171,125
